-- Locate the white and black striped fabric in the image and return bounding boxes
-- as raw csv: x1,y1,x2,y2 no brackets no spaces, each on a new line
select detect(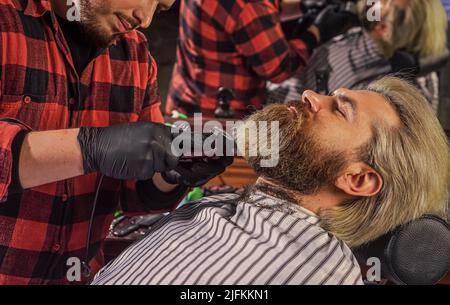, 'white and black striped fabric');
92,191,363,285
267,27,439,109
267,28,390,102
